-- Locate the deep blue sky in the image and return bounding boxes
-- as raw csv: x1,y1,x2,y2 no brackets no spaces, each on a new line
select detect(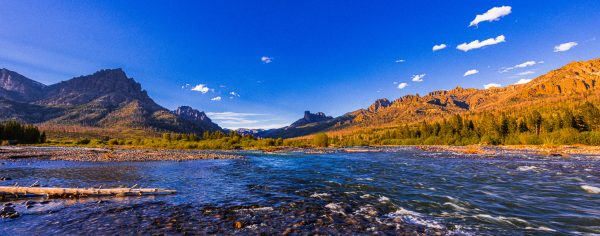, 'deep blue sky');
1,1,599,129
